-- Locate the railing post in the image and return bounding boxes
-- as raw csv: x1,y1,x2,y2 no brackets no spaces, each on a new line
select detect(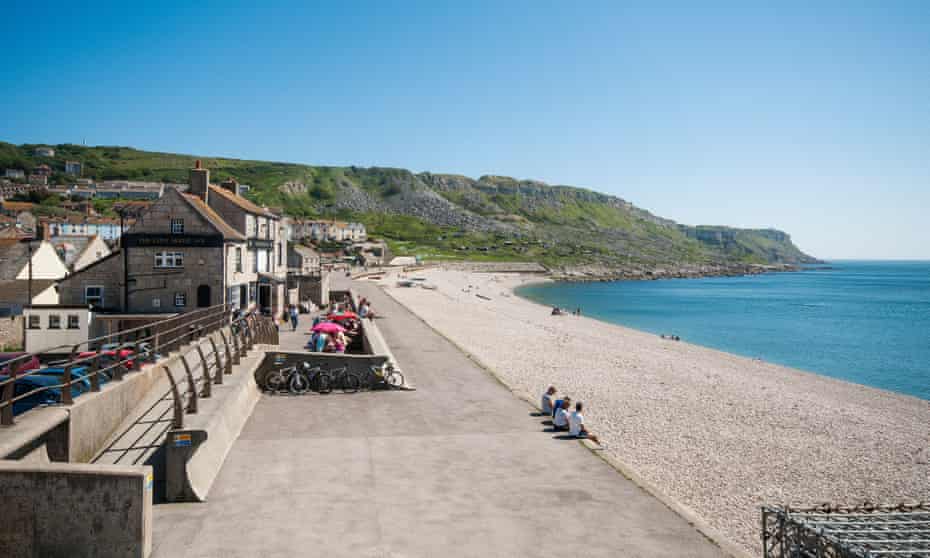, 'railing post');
230,326,242,364
208,336,224,385
218,330,234,374
164,365,184,429
90,353,101,392
180,354,197,414
1,380,14,425
60,363,73,405
195,344,211,398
